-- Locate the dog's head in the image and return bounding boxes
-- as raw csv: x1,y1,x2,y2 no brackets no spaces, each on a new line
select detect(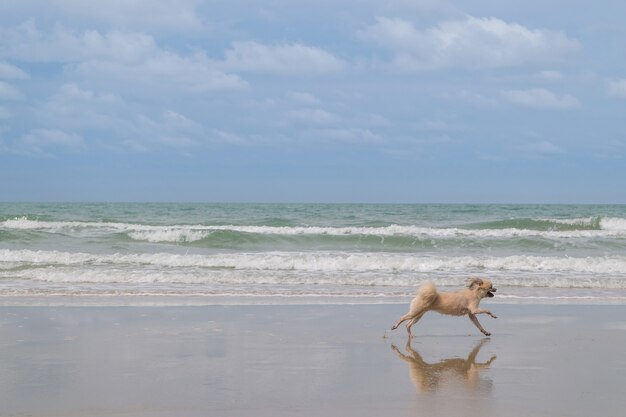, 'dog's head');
466,278,496,298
